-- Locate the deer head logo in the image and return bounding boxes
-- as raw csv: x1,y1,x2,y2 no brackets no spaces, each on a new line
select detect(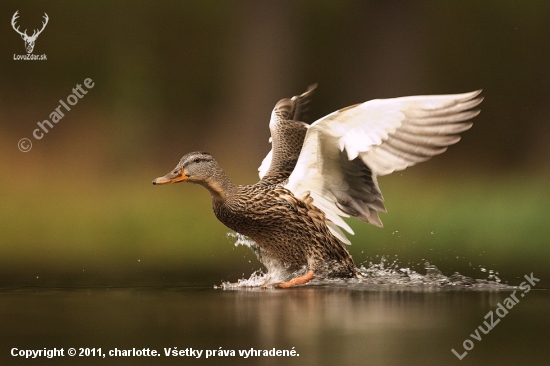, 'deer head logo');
11,11,49,54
